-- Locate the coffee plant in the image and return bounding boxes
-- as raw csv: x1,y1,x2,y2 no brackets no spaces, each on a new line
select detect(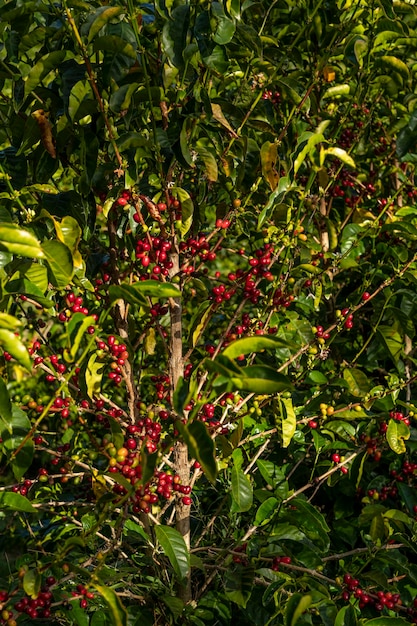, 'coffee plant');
1,0,417,624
